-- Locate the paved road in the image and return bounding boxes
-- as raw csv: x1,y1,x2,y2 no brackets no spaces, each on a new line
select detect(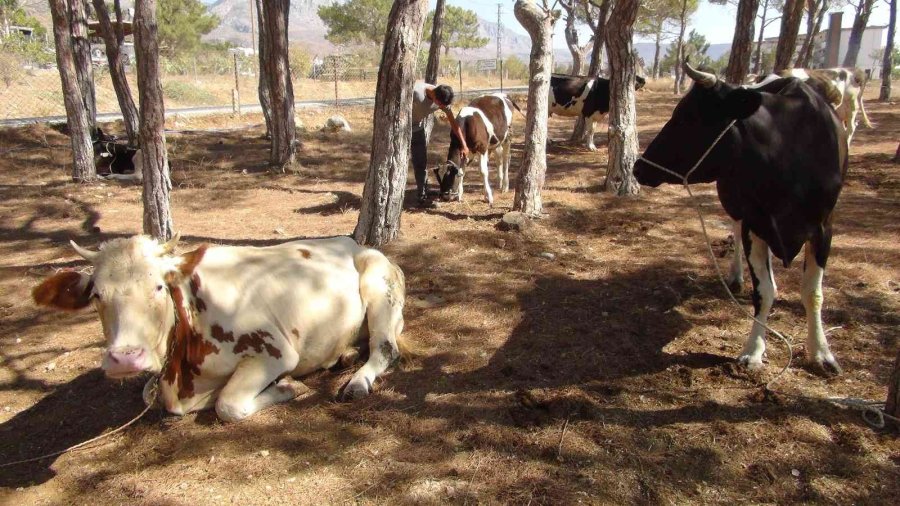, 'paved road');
0,86,529,128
